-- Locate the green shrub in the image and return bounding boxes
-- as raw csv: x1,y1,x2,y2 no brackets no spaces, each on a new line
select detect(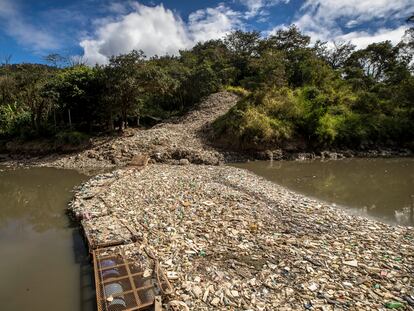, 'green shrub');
212,82,413,149
240,107,293,144
0,104,33,139
259,87,301,120
213,88,295,149
315,113,344,144
0,105,16,136
223,85,250,97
